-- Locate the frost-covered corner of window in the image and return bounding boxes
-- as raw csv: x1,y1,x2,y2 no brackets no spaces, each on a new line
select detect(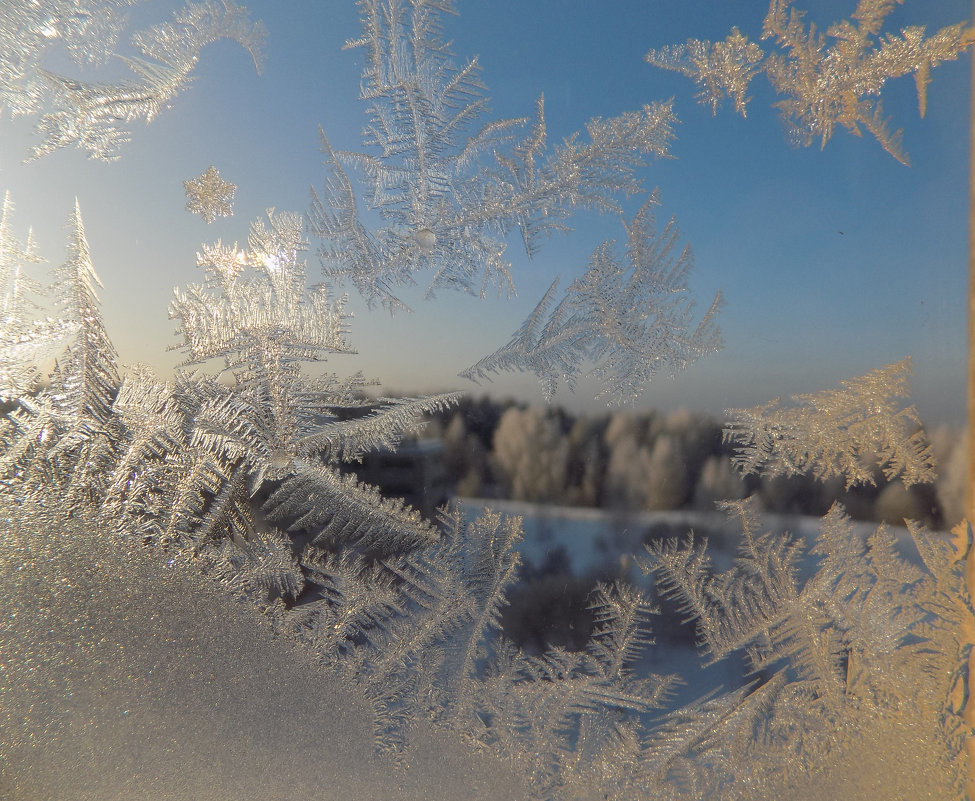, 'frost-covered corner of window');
646,0,974,163
0,1,266,161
